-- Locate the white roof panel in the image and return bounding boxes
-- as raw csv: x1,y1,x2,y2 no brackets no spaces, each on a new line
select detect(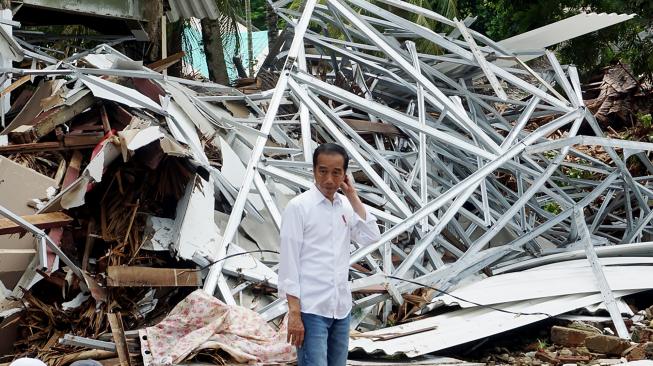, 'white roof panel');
499,12,636,54
349,290,640,357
